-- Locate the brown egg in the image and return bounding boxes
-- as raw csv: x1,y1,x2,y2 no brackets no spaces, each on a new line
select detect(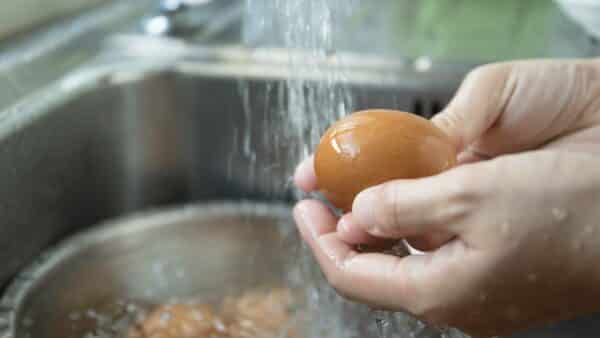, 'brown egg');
131,303,224,338
314,109,457,211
